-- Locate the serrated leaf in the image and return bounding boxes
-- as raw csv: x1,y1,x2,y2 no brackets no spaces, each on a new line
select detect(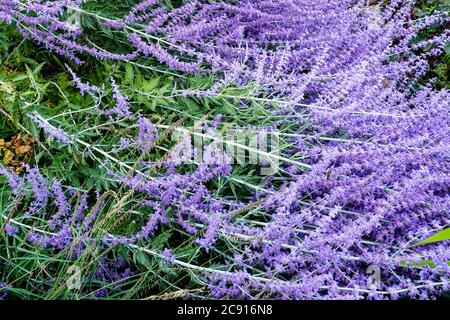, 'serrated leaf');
141,77,160,93
222,101,237,116
400,259,435,269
